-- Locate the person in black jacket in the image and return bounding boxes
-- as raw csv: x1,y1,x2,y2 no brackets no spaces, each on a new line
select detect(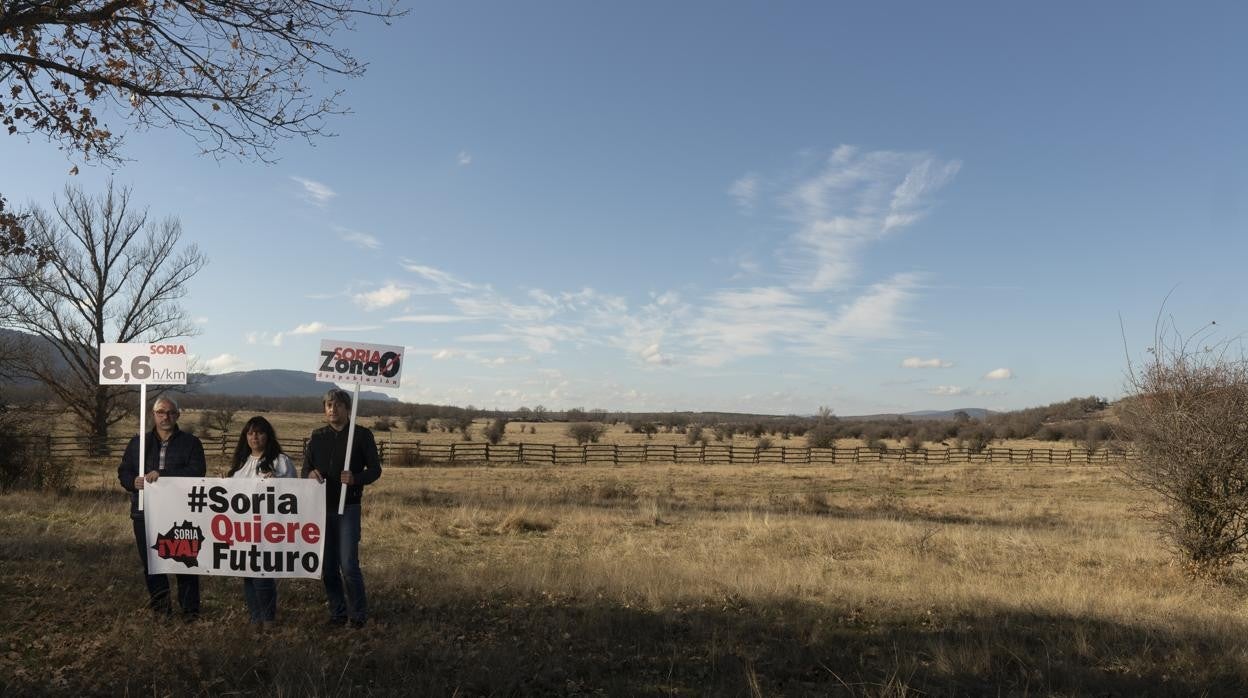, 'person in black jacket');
302,388,382,628
117,397,207,619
